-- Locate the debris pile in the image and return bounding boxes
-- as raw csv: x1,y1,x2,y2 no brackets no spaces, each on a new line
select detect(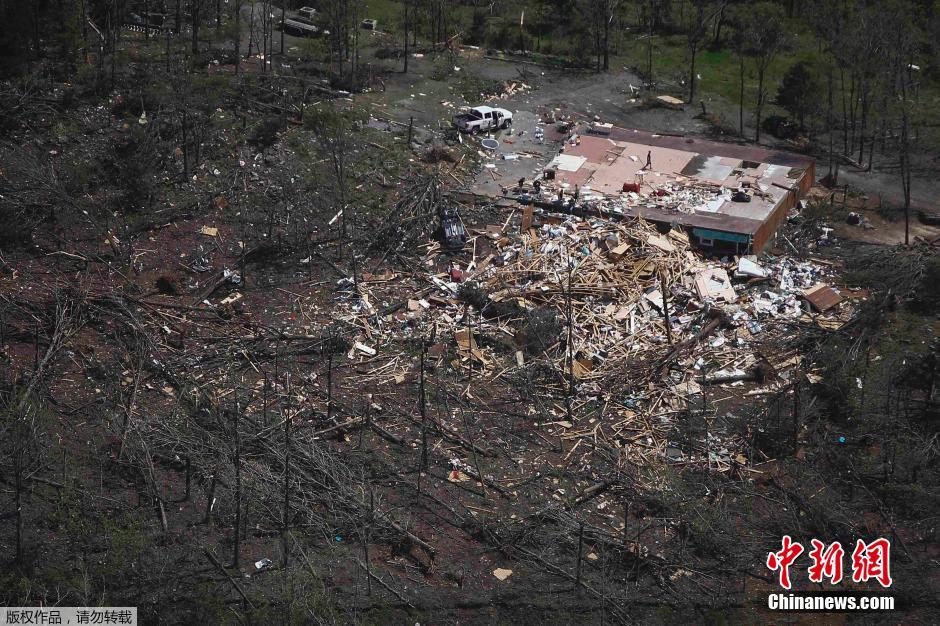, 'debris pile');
334,206,855,472
486,81,532,102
